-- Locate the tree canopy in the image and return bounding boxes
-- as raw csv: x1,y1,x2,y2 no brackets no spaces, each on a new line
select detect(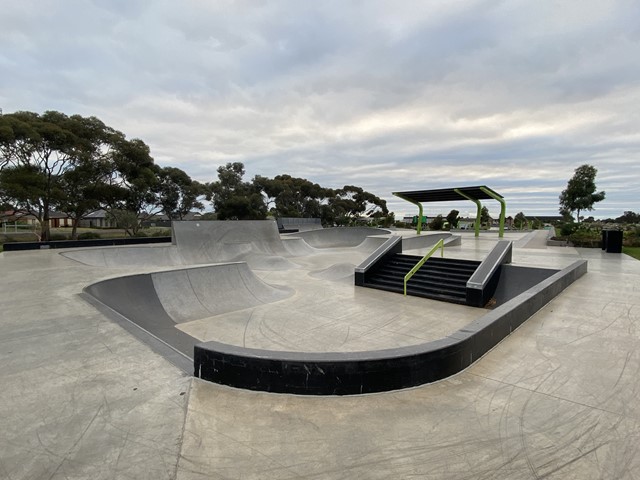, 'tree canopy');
0,110,396,239
206,162,267,220
446,209,459,228
0,110,159,239
559,164,606,223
